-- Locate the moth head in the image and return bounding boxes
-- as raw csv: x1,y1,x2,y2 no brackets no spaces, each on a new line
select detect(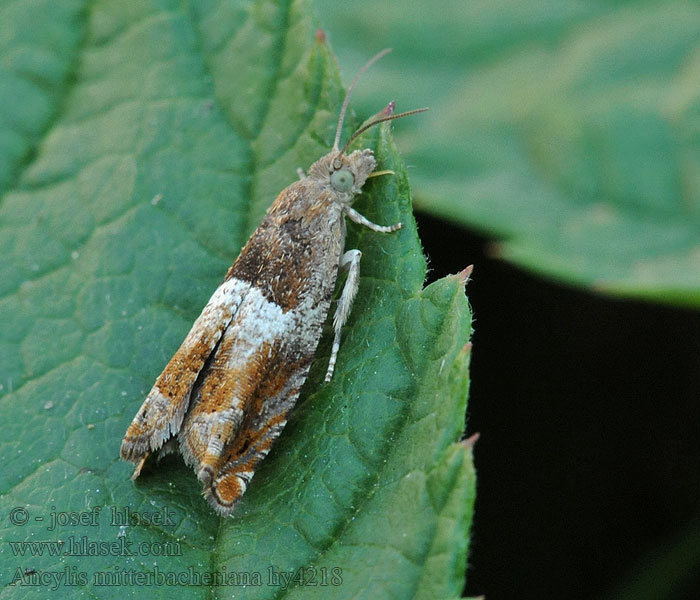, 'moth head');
307,149,376,199
317,102,426,202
